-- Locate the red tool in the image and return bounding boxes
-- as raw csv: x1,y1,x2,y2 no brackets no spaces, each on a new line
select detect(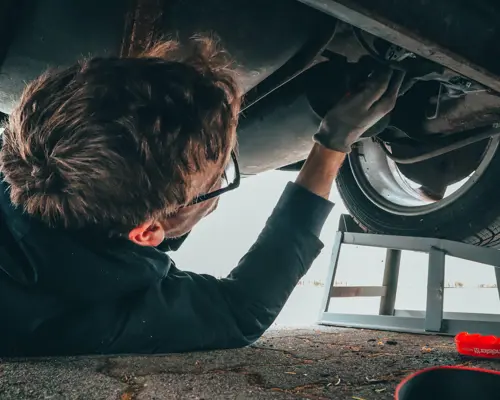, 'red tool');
455,332,500,358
